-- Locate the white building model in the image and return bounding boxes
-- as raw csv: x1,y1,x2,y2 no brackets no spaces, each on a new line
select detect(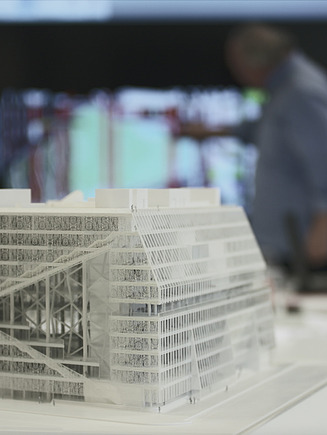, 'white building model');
0,188,274,408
